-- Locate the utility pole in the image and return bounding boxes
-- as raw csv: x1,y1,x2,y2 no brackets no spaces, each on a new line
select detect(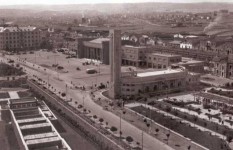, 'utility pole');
149,107,152,133
66,84,68,101
47,75,50,88
120,111,122,139
142,131,144,150
34,53,36,64
82,92,85,107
